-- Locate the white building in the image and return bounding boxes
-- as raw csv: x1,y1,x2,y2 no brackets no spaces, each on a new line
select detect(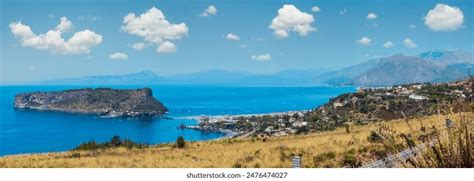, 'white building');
409,94,428,100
